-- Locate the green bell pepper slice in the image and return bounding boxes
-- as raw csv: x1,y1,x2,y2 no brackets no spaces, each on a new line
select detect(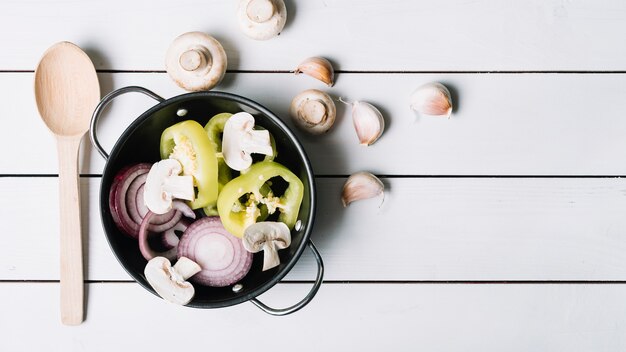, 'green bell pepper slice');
204,112,234,189
202,112,278,215
160,120,218,209
217,161,304,238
